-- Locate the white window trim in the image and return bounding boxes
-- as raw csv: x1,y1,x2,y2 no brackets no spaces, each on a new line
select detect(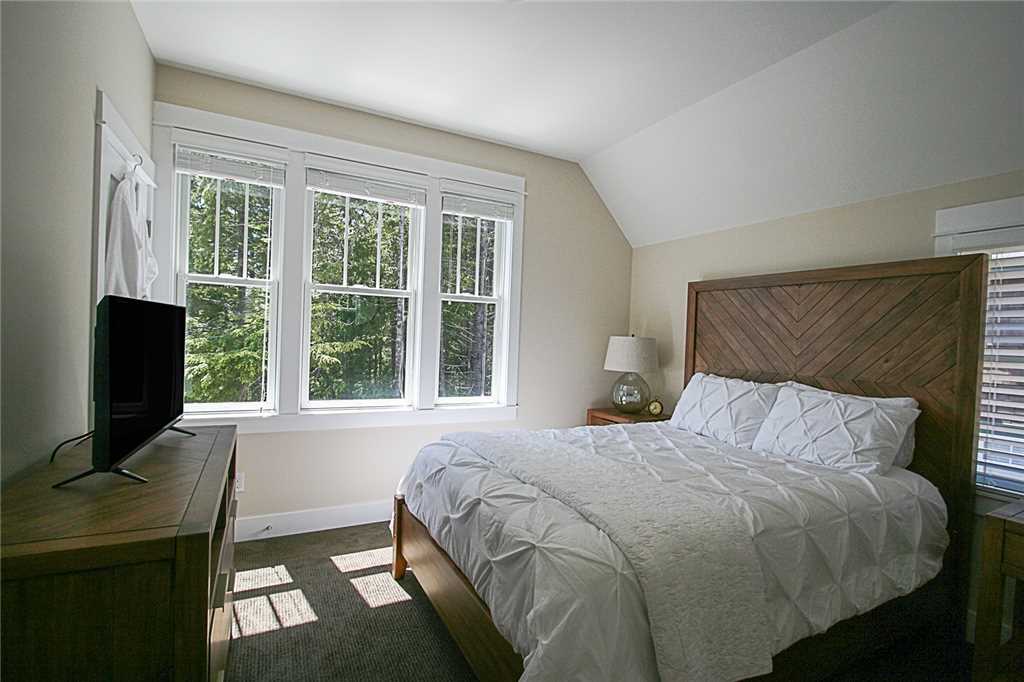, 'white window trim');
301,155,426,410
152,103,524,432
168,131,287,415
934,196,1024,256
935,195,1024,499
